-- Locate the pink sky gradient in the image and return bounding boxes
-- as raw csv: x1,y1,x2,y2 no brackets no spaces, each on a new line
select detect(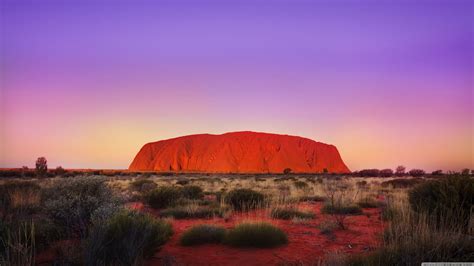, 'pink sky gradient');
1,1,472,171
